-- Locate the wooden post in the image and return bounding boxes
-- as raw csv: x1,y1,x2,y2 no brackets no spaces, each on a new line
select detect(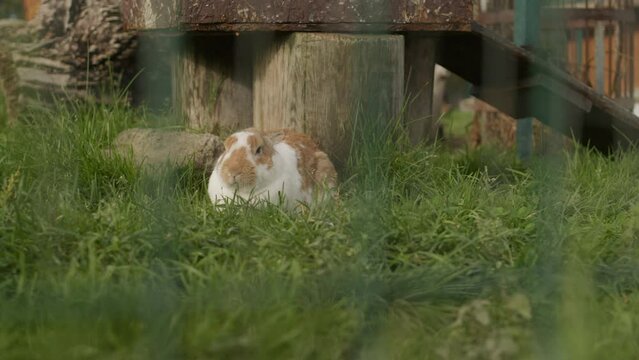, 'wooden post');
174,34,253,133
404,35,437,145
514,0,539,161
253,33,404,168
23,0,41,21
